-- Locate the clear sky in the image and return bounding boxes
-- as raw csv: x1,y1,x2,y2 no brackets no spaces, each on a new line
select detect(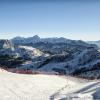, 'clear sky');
0,0,100,41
